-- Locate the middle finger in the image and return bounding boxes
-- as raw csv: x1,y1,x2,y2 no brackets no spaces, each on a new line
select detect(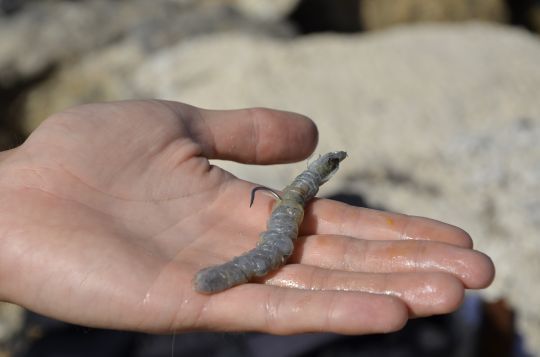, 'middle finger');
290,234,494,289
